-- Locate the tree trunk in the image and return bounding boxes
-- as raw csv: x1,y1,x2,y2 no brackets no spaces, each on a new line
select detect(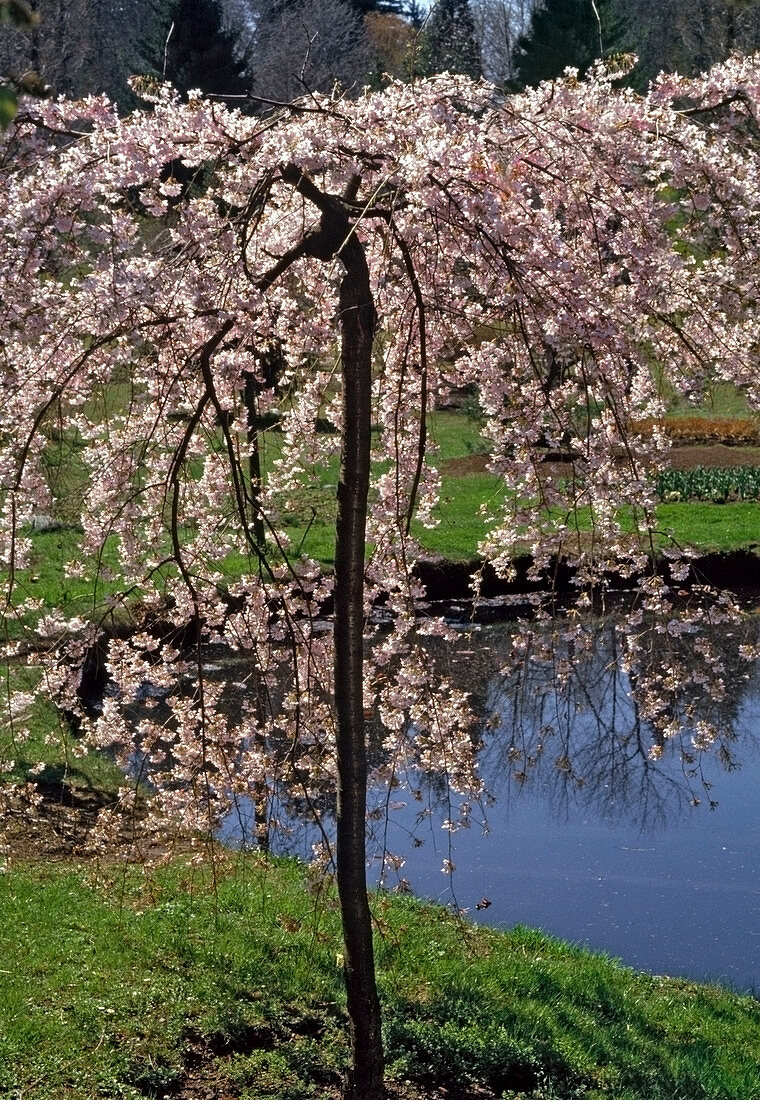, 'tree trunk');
276,162,385,1098
333,234,385,1100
